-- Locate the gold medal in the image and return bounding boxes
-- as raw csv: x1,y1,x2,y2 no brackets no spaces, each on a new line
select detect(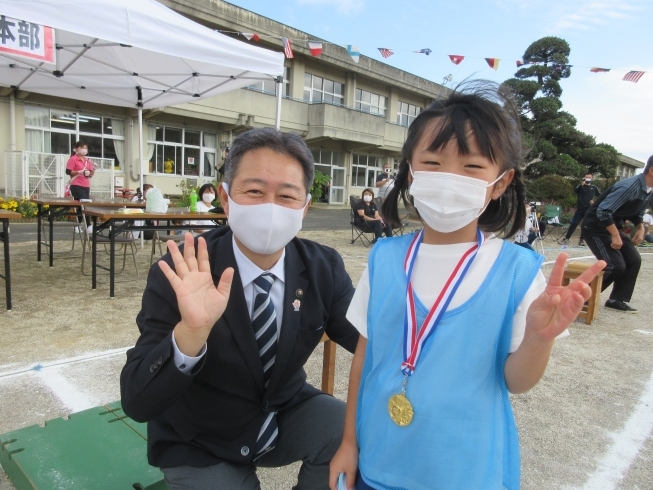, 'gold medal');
388,393,414,426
